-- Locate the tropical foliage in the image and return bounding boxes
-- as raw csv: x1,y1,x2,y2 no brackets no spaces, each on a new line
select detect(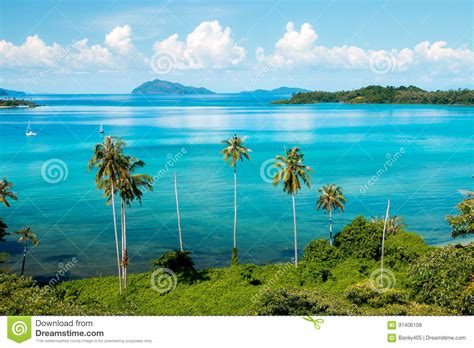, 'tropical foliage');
447,198,474,238
0,177,18,207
